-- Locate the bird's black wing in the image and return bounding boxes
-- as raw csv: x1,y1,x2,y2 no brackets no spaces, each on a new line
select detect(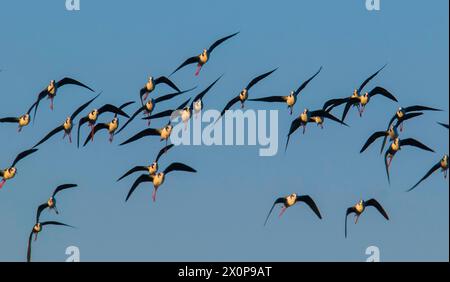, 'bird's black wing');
53,184,78,197
404,105,442,113
294,66,322,97
437,122,449,129
155,87,196,104
0,117,19,123
285,118,302,152
154,76,181,92
32,89,50,120
40,221,74,228
384,150,391,184
11,148,38,167
27,231,33,262
395,112,423,128
219,96,241,118
249,96,286,103
36,203,49,224
126,174,153,202
77,116,90,148
117,166,149,182
164,162,197,175
360,131,388,153
264,197,286,226
119,101,135,111
345,207,357,238
143,110,174,121
341,98,360,122
83,123,109,147
116,106,144,134
207,32,239,54
296,195,322,219
309,110,347,126
368,86,398,102
365,199,389,220
400,138,434,153
322,97,349,111
170,56,200,76
98,104,130,118
246,68,277,91
358,64,386,93
119,128,161,146
71,94,101,120
408,162,442,192
191,76,223,106
55,77,95,92
155,144,175,163
32,125,64,148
